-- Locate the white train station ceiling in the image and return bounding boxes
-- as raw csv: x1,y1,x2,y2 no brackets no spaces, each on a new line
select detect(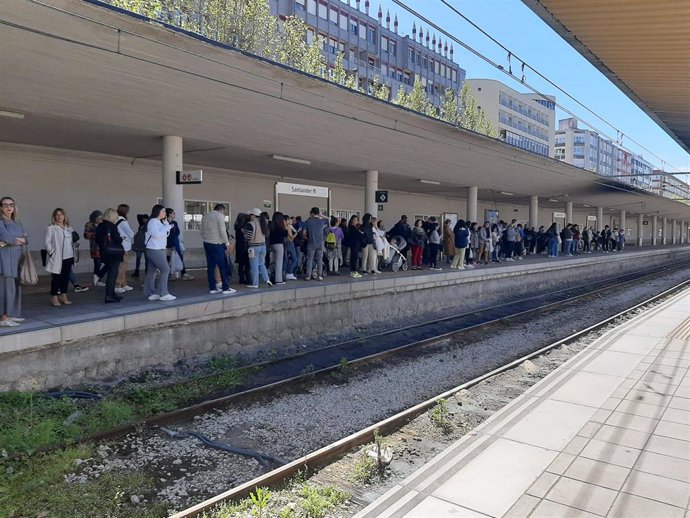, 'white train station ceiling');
1,0,689,218
523,0,690,154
